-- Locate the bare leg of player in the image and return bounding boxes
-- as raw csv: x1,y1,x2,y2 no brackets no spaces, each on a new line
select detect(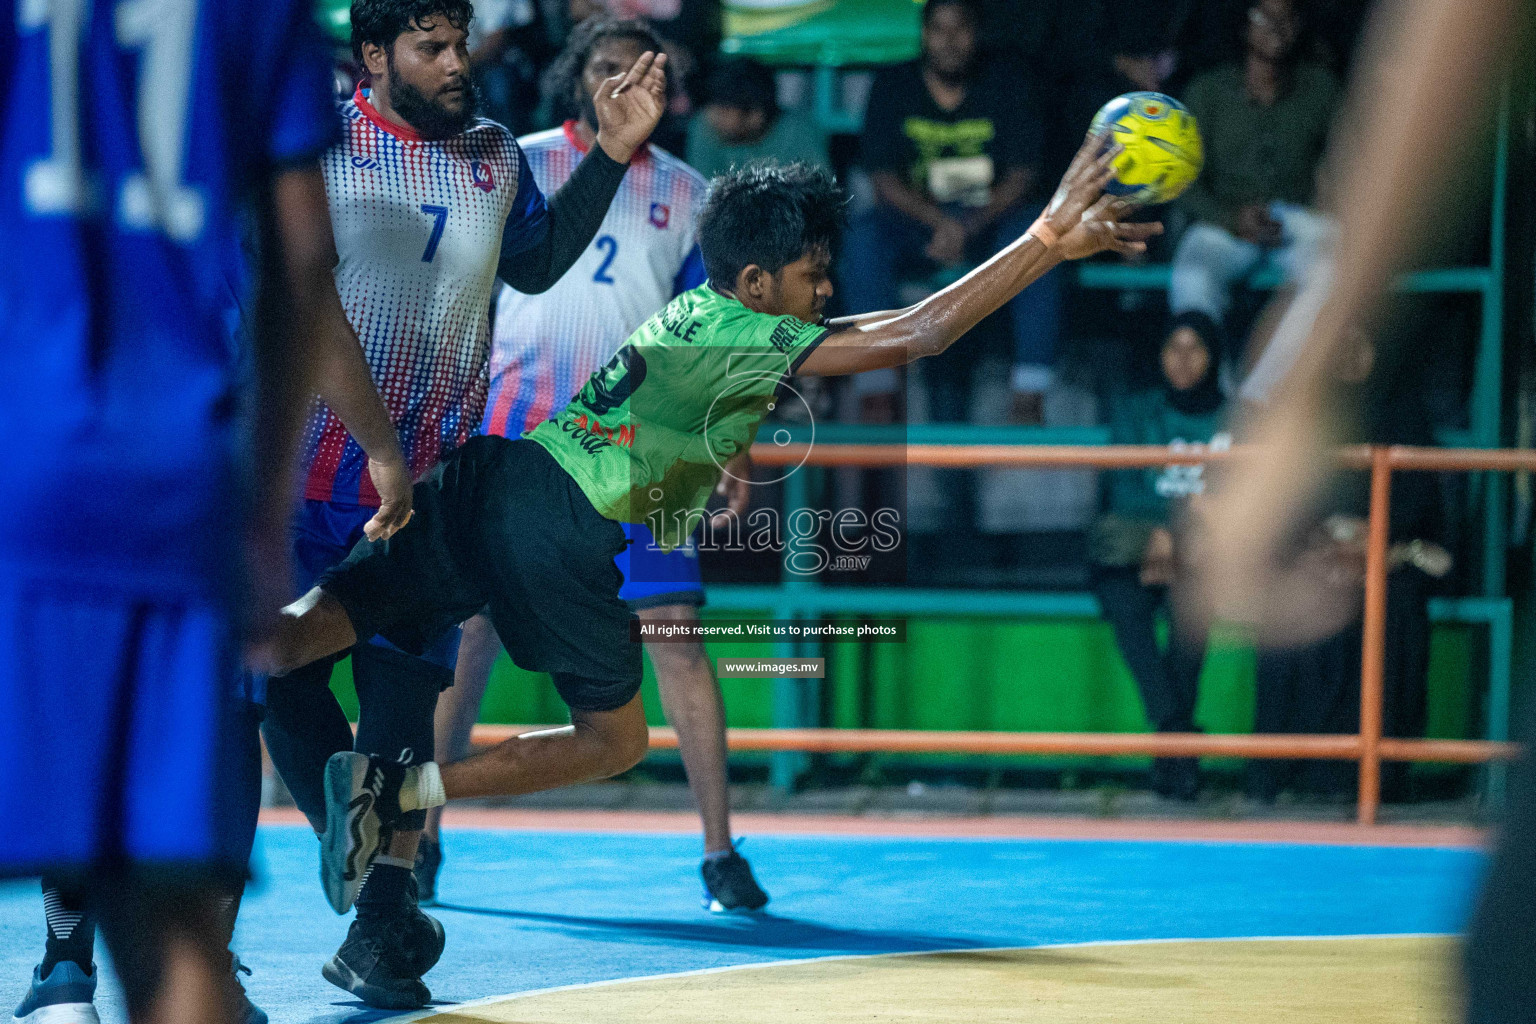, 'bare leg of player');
437,609,734,852
93,883,239,1024
437,694,649,799
423,613,503,845
267,594,644,856
145,933,231,1024
322,691,645,917
641,605,733,855
254,588,358,677
640,605,768,909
